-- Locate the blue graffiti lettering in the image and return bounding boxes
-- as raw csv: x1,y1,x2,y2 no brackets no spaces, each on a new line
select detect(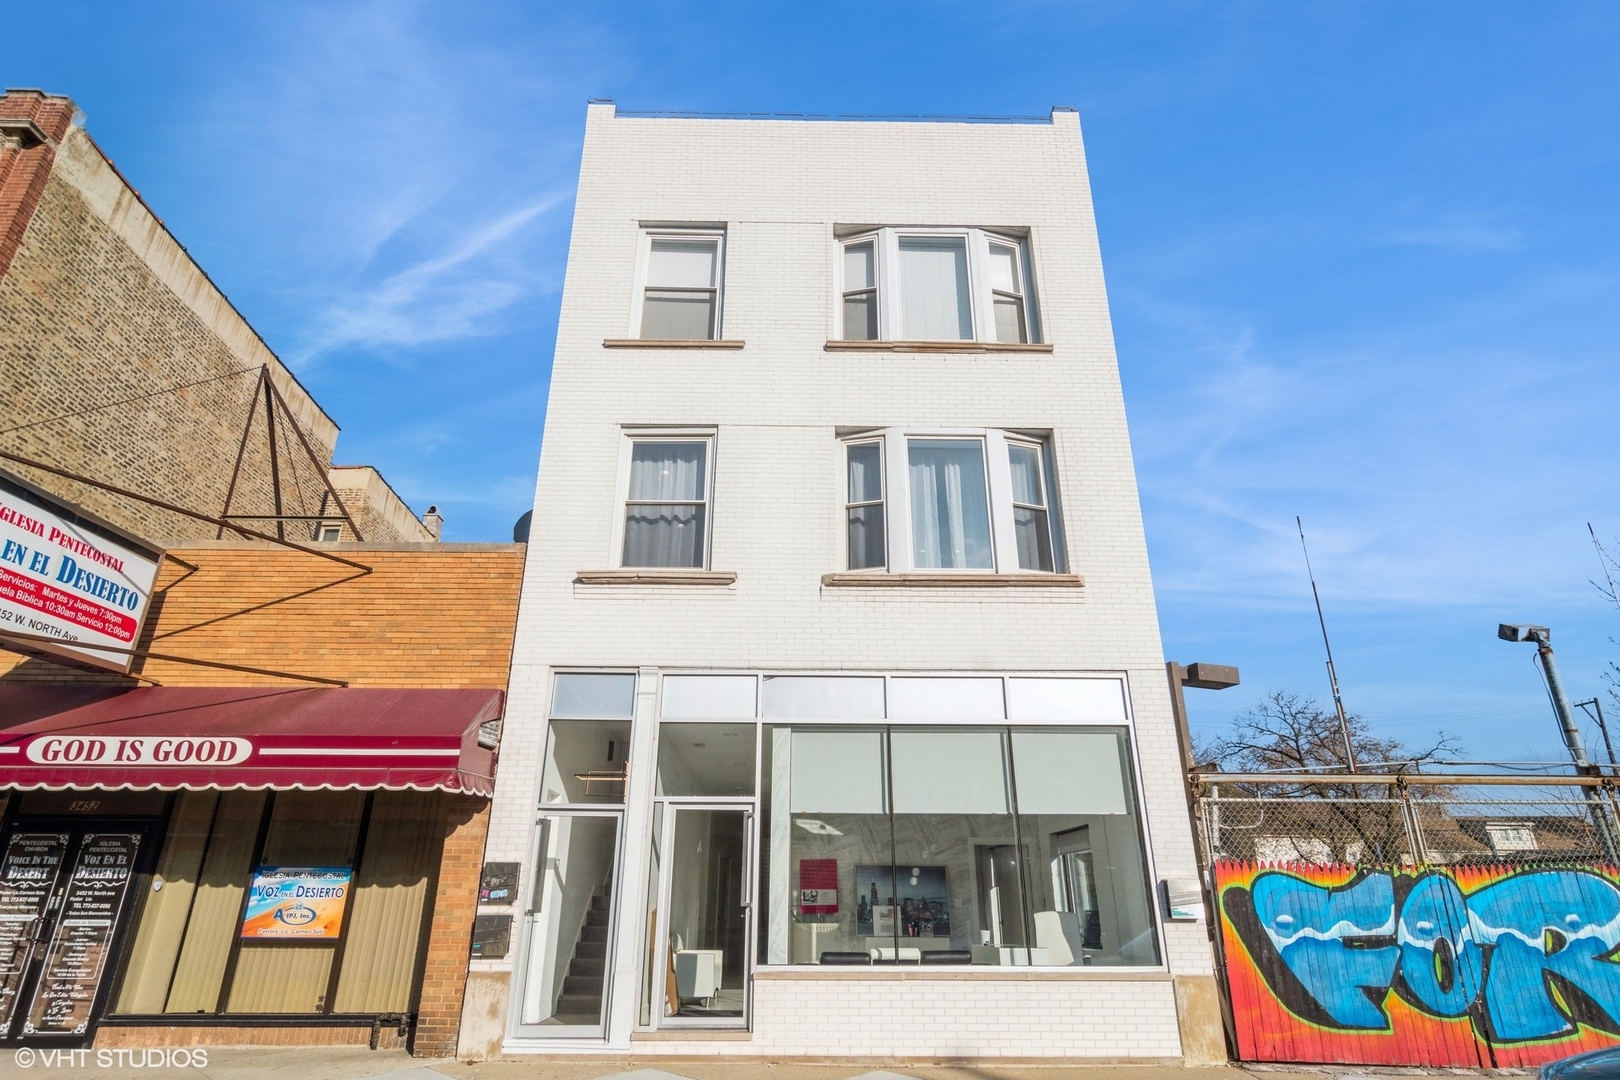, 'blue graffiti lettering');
1252,871,1398,1028
1398,872,1482,1016
1470,871,1620,1040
